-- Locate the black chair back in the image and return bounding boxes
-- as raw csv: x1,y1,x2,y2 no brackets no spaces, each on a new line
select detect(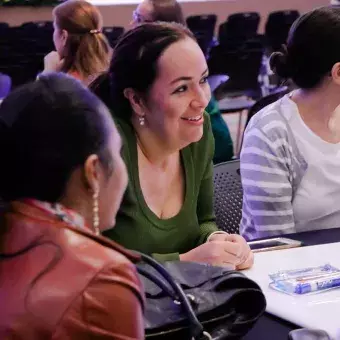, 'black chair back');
265,10,300,52
246,86,289,127
0,23,9,33
219,12,260,46
213,160,242,234
103,26,124,48
193,31,212,57
186,14,217,39
209,46,263,97
20,21,53,35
